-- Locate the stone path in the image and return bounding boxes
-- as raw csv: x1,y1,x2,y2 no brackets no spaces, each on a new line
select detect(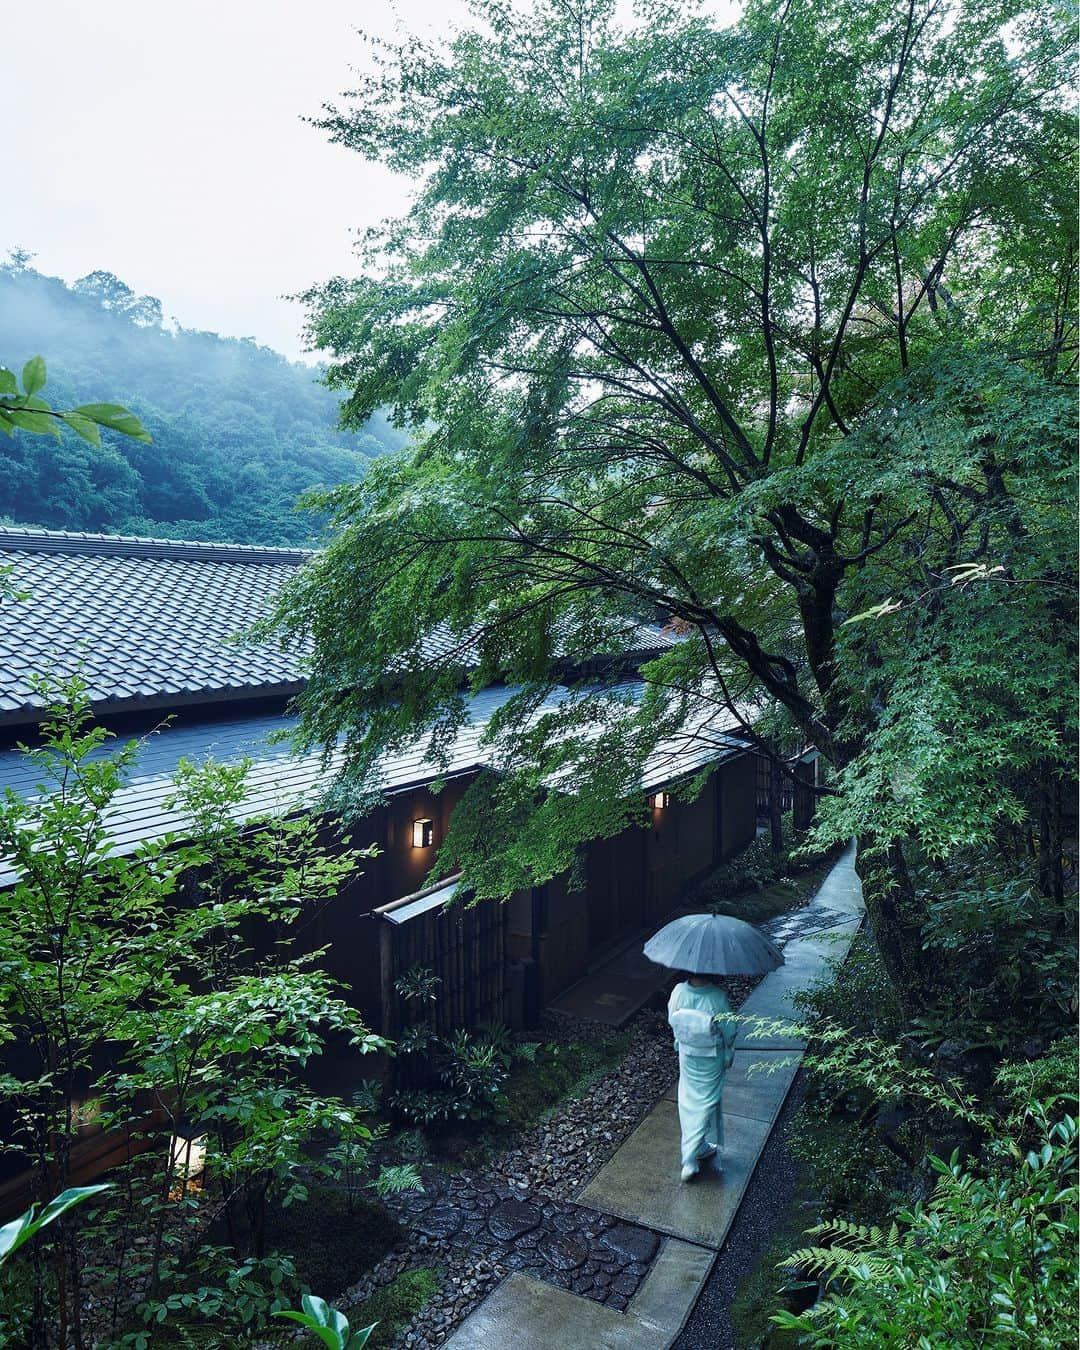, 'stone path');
549,863,846,1029
442,843,865,1348
385,1166,663,1310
